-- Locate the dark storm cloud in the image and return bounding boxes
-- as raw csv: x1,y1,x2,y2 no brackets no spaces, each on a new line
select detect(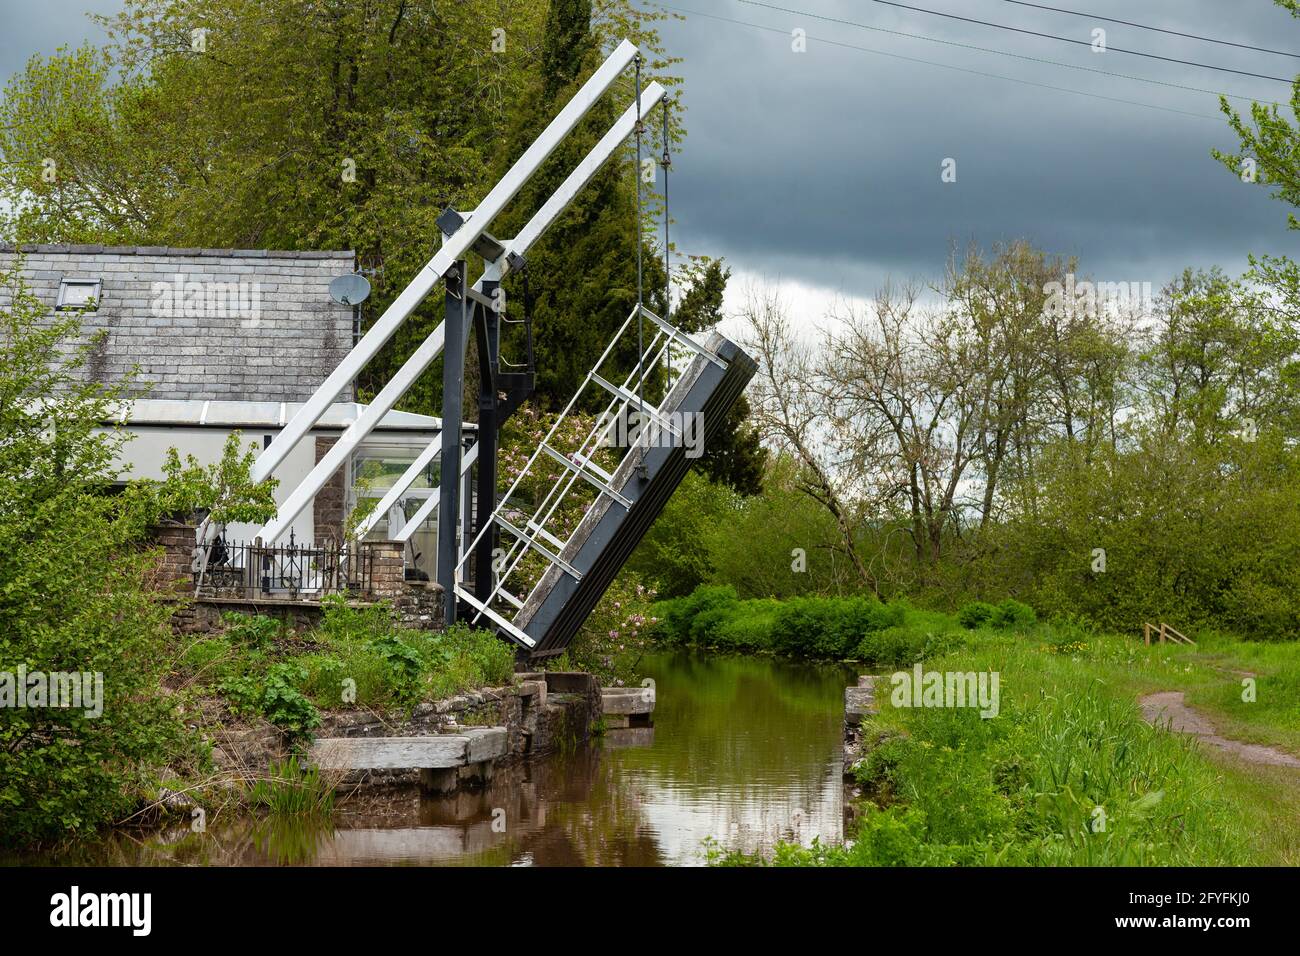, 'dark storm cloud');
652,0,1300,295
0,1,116,79
2,0,1296,298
